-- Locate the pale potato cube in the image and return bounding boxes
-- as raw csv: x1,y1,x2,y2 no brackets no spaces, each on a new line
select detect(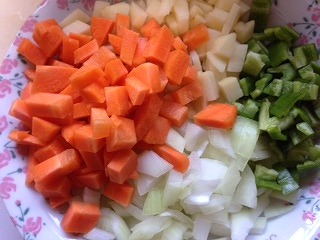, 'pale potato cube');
218,76,243,103
130,1,148,30
92,1,110,17
207,0,218,5
203,57,227,81
63,20,91,35
59,9,91,28
190,50,203,71
165,14,180,36
227,43,248,73
205,8,228,31
234,21,255,43
159,0,177,16
189,4,205,19
135,0,147,9
173,0,190,35
190,14,207,29
222,3,242,34
189,0,214,13
100,2,130,20
198,71,220,102
206,52,227,74
196,28,222,58
146,0,165,24
215,0,240,12
210,33,237,59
